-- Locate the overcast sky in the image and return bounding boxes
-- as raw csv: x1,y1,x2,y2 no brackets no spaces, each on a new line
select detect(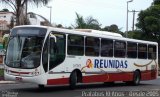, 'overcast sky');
1,0,153,31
